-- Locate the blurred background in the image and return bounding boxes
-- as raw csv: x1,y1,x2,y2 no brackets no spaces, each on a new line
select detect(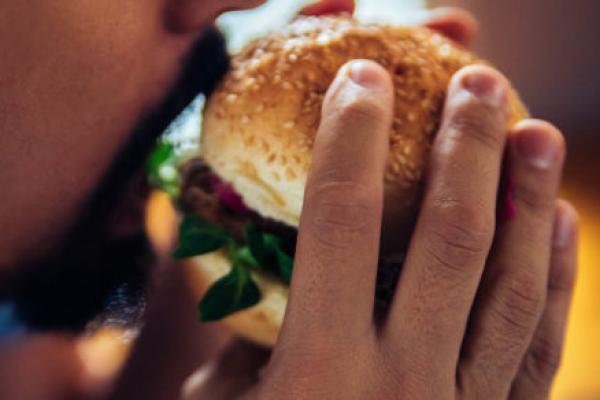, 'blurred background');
3,1,597,399
216,1,600,398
